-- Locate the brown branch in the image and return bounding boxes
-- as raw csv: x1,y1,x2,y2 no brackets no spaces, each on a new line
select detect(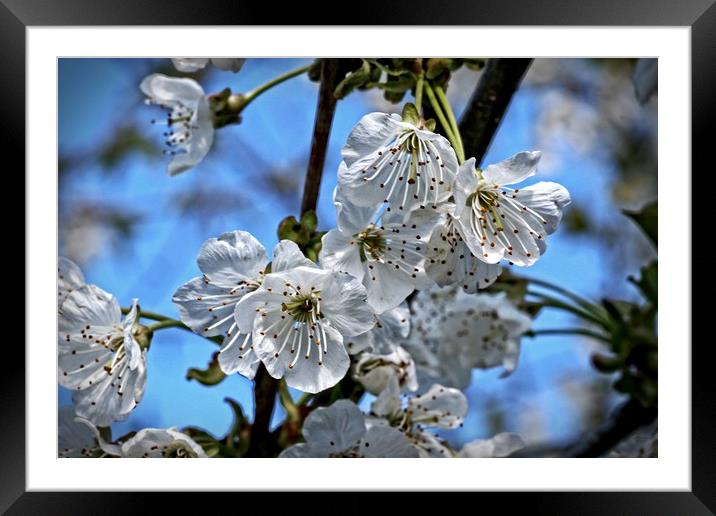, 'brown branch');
564,398,656,457
458,58,533,166
301,58,341,215
247,59,342,457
